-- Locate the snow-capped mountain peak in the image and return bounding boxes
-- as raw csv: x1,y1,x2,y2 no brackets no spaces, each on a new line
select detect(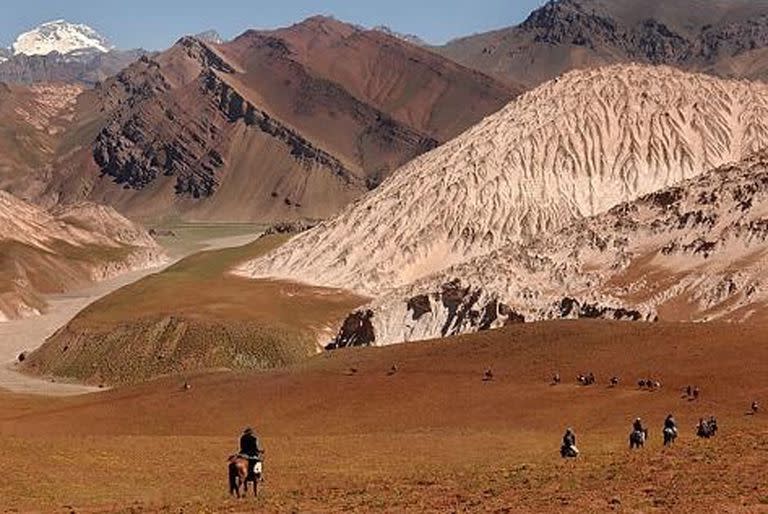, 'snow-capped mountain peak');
12,20,113,57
